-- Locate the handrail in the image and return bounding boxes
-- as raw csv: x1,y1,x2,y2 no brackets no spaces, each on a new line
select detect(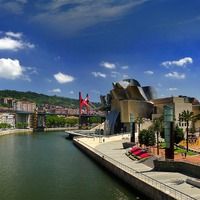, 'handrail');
75,138,196,200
